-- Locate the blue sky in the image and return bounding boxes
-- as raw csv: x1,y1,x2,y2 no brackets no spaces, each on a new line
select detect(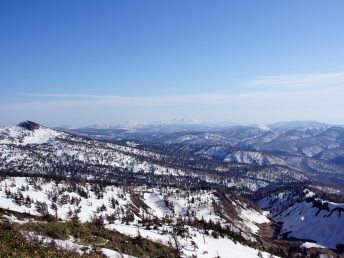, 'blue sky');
1,0,344,126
